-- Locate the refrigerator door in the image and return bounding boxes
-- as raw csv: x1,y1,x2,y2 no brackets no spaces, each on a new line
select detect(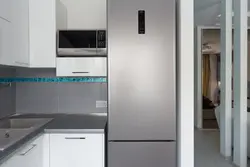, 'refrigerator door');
108,142,176,167
108,0,176,140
